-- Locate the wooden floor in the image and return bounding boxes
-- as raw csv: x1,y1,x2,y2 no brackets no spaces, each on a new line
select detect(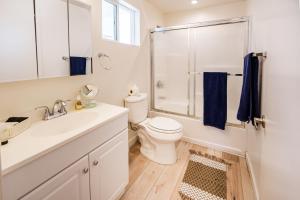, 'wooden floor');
120,141,255,200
